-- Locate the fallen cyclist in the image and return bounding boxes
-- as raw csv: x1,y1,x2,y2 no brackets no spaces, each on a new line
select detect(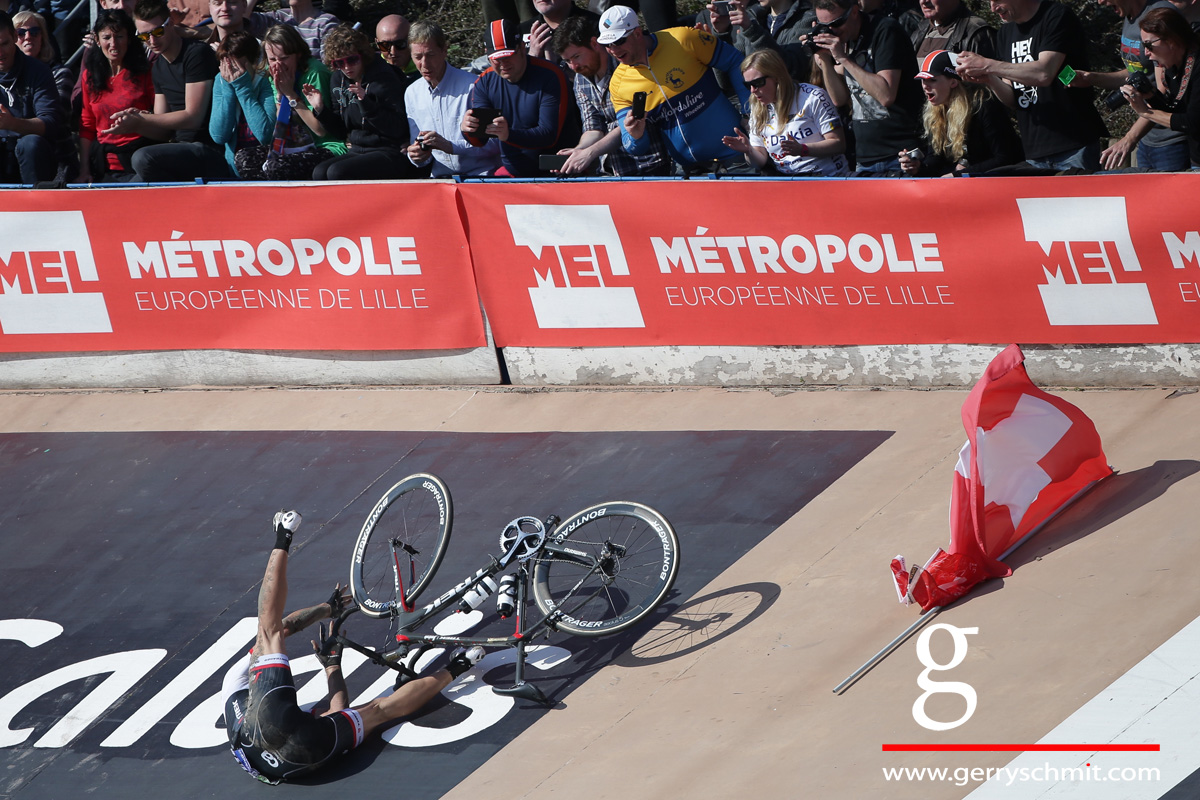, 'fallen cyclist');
220,510,484,784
